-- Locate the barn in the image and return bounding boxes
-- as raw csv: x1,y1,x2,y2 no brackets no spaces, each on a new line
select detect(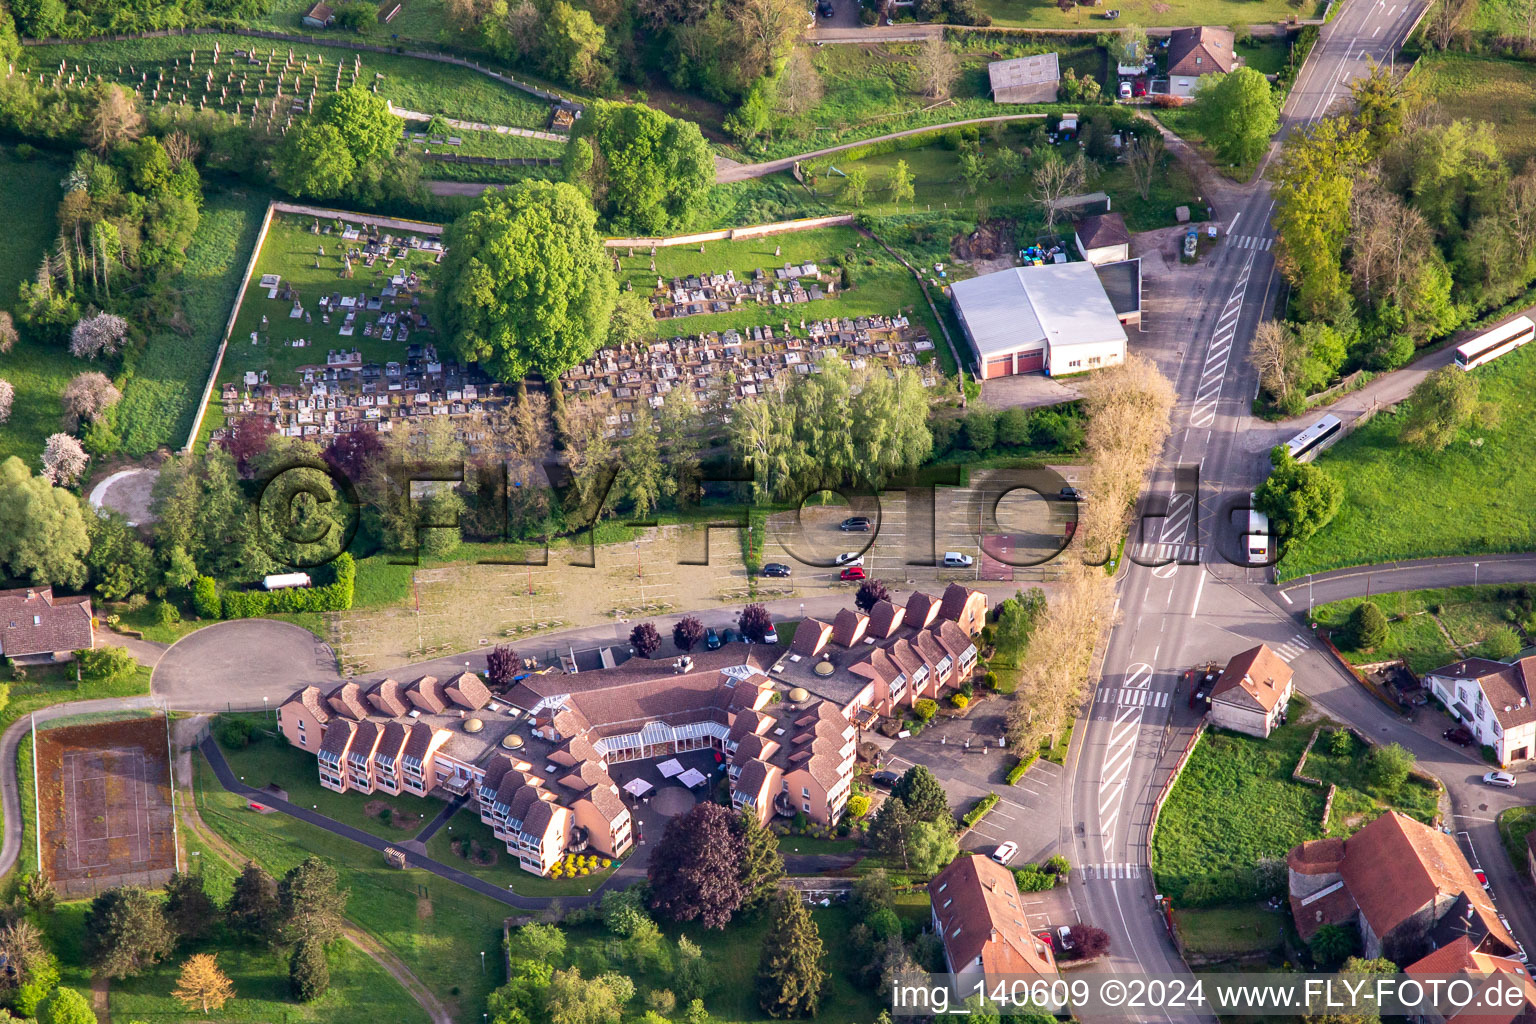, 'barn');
950,262,1128,379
